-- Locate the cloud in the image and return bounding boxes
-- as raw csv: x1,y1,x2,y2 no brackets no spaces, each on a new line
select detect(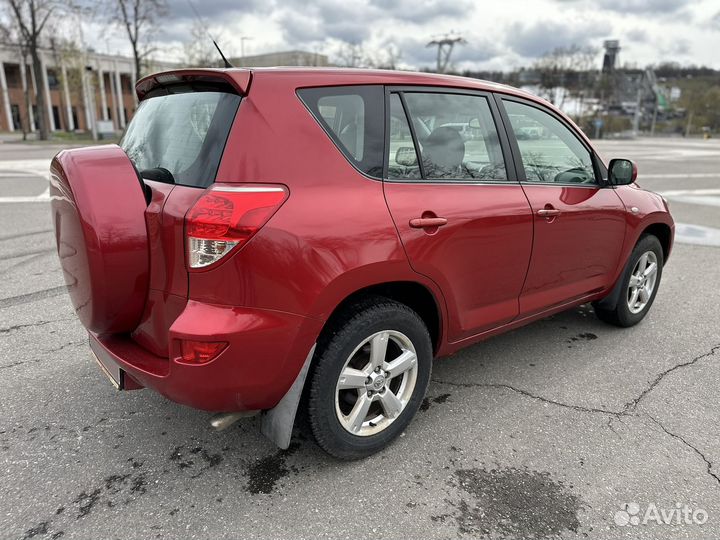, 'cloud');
595,0,690,13
165,0,268,22
77,0,720,72
368,0,475,24
626,28,649,43
661,38,691,56
712,11,720,30
556,0,692,14
506,20,608,58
